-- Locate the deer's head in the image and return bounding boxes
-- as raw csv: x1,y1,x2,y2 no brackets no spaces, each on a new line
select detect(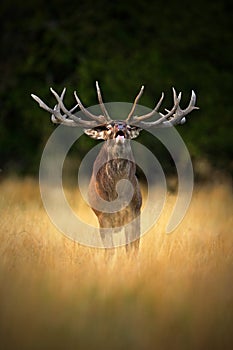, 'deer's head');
84,121,141,142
